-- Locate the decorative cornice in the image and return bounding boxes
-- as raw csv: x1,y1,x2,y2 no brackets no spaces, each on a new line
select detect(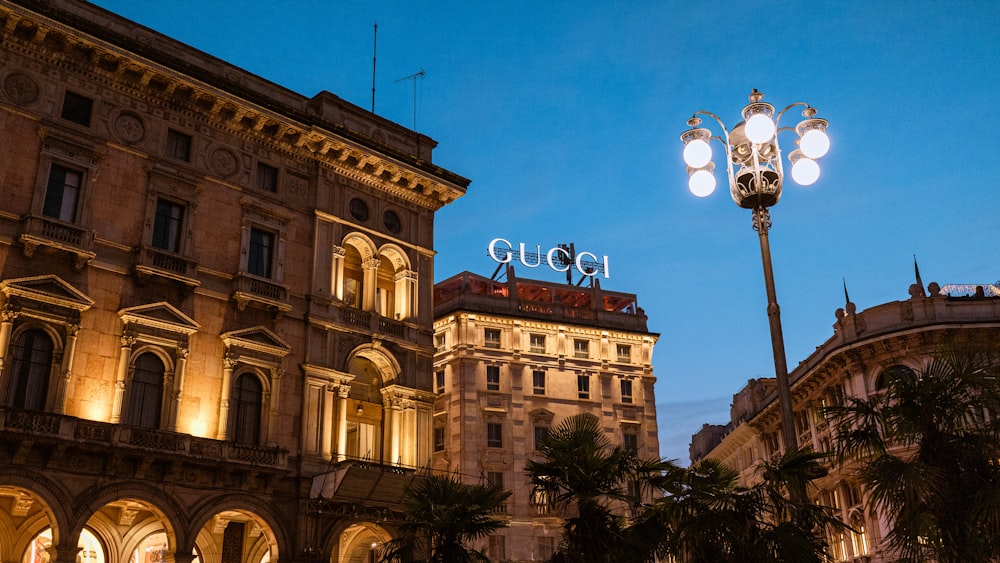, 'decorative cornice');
0,1,469,211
